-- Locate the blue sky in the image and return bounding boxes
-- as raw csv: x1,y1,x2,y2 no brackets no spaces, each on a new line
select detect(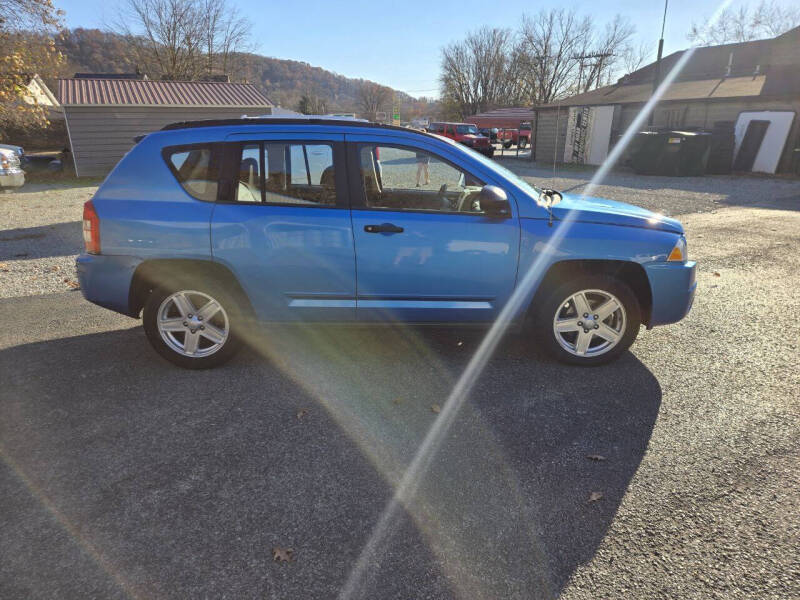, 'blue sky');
56,0,794,96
